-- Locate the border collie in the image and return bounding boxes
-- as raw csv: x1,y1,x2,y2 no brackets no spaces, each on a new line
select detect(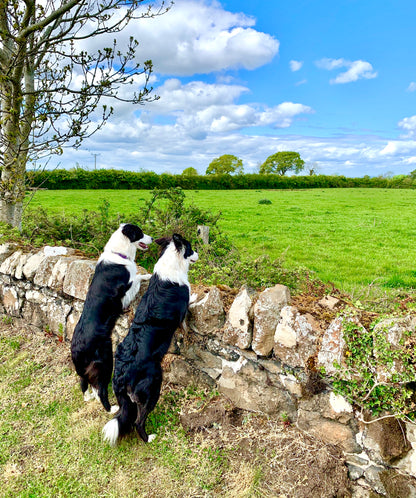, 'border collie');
102,233,198,445
71,223,153,412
